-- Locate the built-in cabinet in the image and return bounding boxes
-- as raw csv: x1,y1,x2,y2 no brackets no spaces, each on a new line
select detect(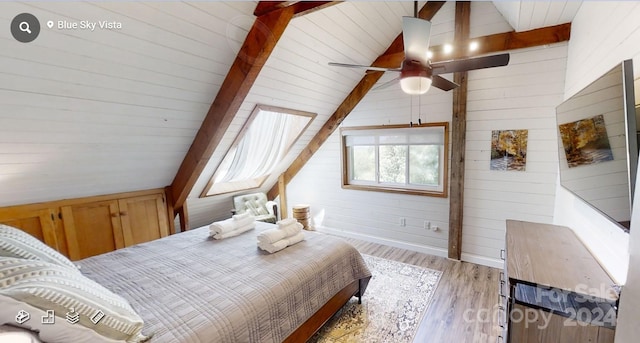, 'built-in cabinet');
0,189,171,260
499,220,618,343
